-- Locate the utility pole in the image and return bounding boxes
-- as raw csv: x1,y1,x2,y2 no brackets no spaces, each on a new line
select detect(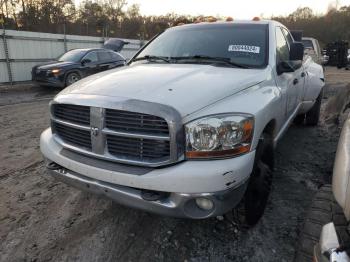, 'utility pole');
63,21,67,52
1,17,13,85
